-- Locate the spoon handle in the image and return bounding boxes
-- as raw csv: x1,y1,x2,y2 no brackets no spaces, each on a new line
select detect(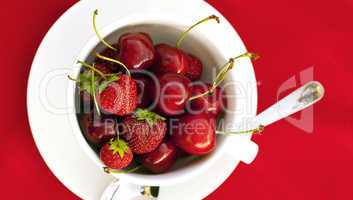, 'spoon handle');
225,81,324,165
255,81,325,126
